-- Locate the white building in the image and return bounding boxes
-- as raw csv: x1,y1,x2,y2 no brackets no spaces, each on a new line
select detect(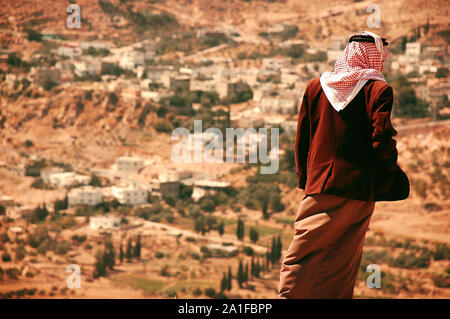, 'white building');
57,46,81,59
268,23,284,33
141,90,161,102
190,79,217,92
80,41,111,51
0,195,14,207
405,42,421,57
192,187,207,202
191,180,231,201
262,57,292,70
419,59,440,74
68,186,103,207
43,172,91,188
119,51,145,70
116,156,145,171
73,59,102,77
89,215,121,230
111,185,148,205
